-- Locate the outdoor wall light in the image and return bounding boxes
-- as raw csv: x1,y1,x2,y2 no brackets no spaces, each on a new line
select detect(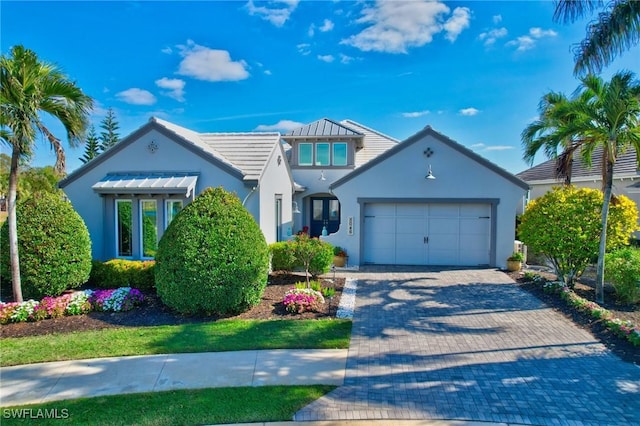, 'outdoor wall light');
319,170,327,181
425,164,436,180
292,201,301,214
